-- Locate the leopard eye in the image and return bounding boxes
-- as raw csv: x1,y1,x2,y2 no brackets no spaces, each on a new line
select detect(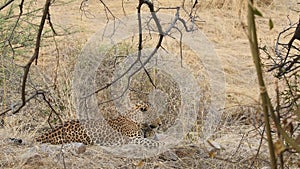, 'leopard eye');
149,124,157,129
